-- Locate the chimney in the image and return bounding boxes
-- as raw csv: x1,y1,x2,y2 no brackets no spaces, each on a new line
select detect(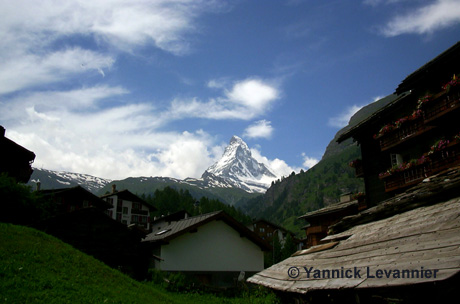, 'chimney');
0,126,5,137
112,184,117,193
